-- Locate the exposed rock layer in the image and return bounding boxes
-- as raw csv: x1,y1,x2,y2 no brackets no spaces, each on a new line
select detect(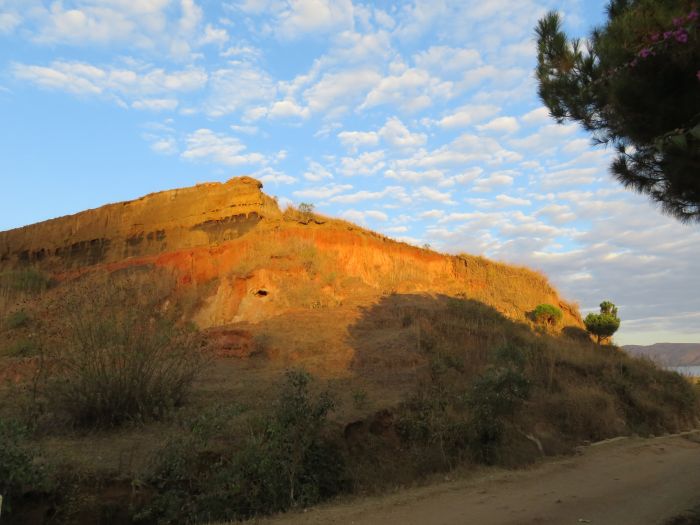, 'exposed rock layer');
0,177,582,332
0,176,279,269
